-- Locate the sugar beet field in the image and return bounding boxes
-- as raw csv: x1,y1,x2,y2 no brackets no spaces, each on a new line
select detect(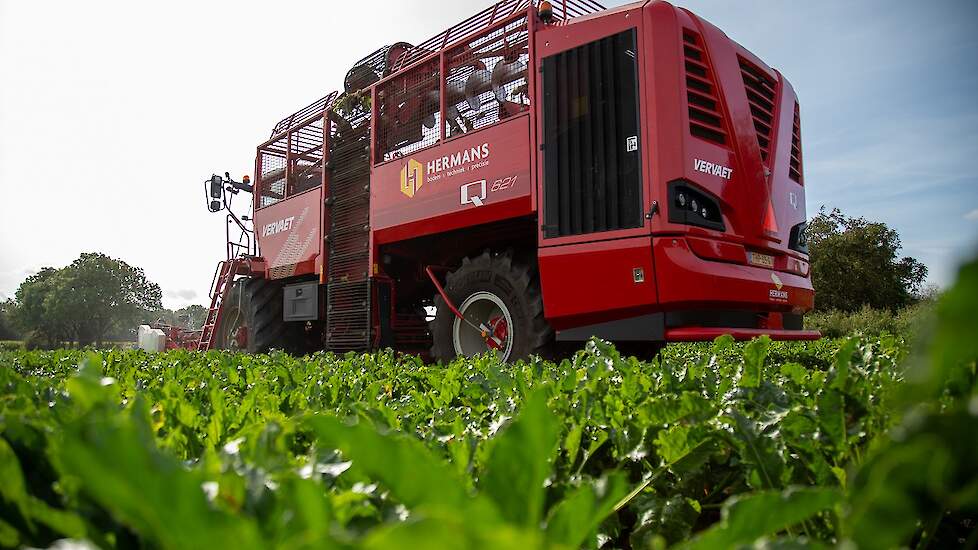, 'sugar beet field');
0,262,976,550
